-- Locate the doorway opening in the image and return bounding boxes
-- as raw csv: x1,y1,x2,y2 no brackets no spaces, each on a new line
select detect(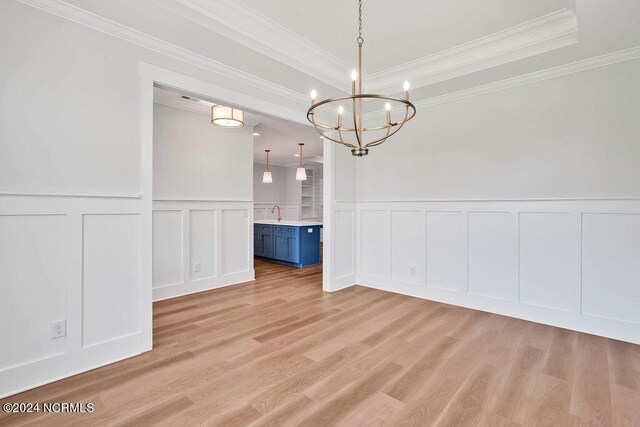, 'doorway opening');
140,63,335,351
